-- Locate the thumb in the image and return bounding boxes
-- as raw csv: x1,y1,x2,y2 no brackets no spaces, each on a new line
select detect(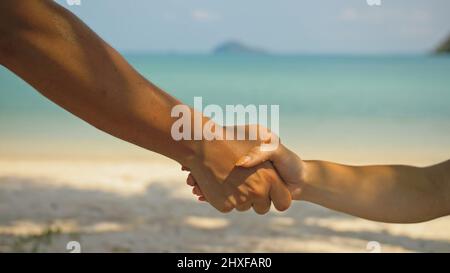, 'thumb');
235,146,276,168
